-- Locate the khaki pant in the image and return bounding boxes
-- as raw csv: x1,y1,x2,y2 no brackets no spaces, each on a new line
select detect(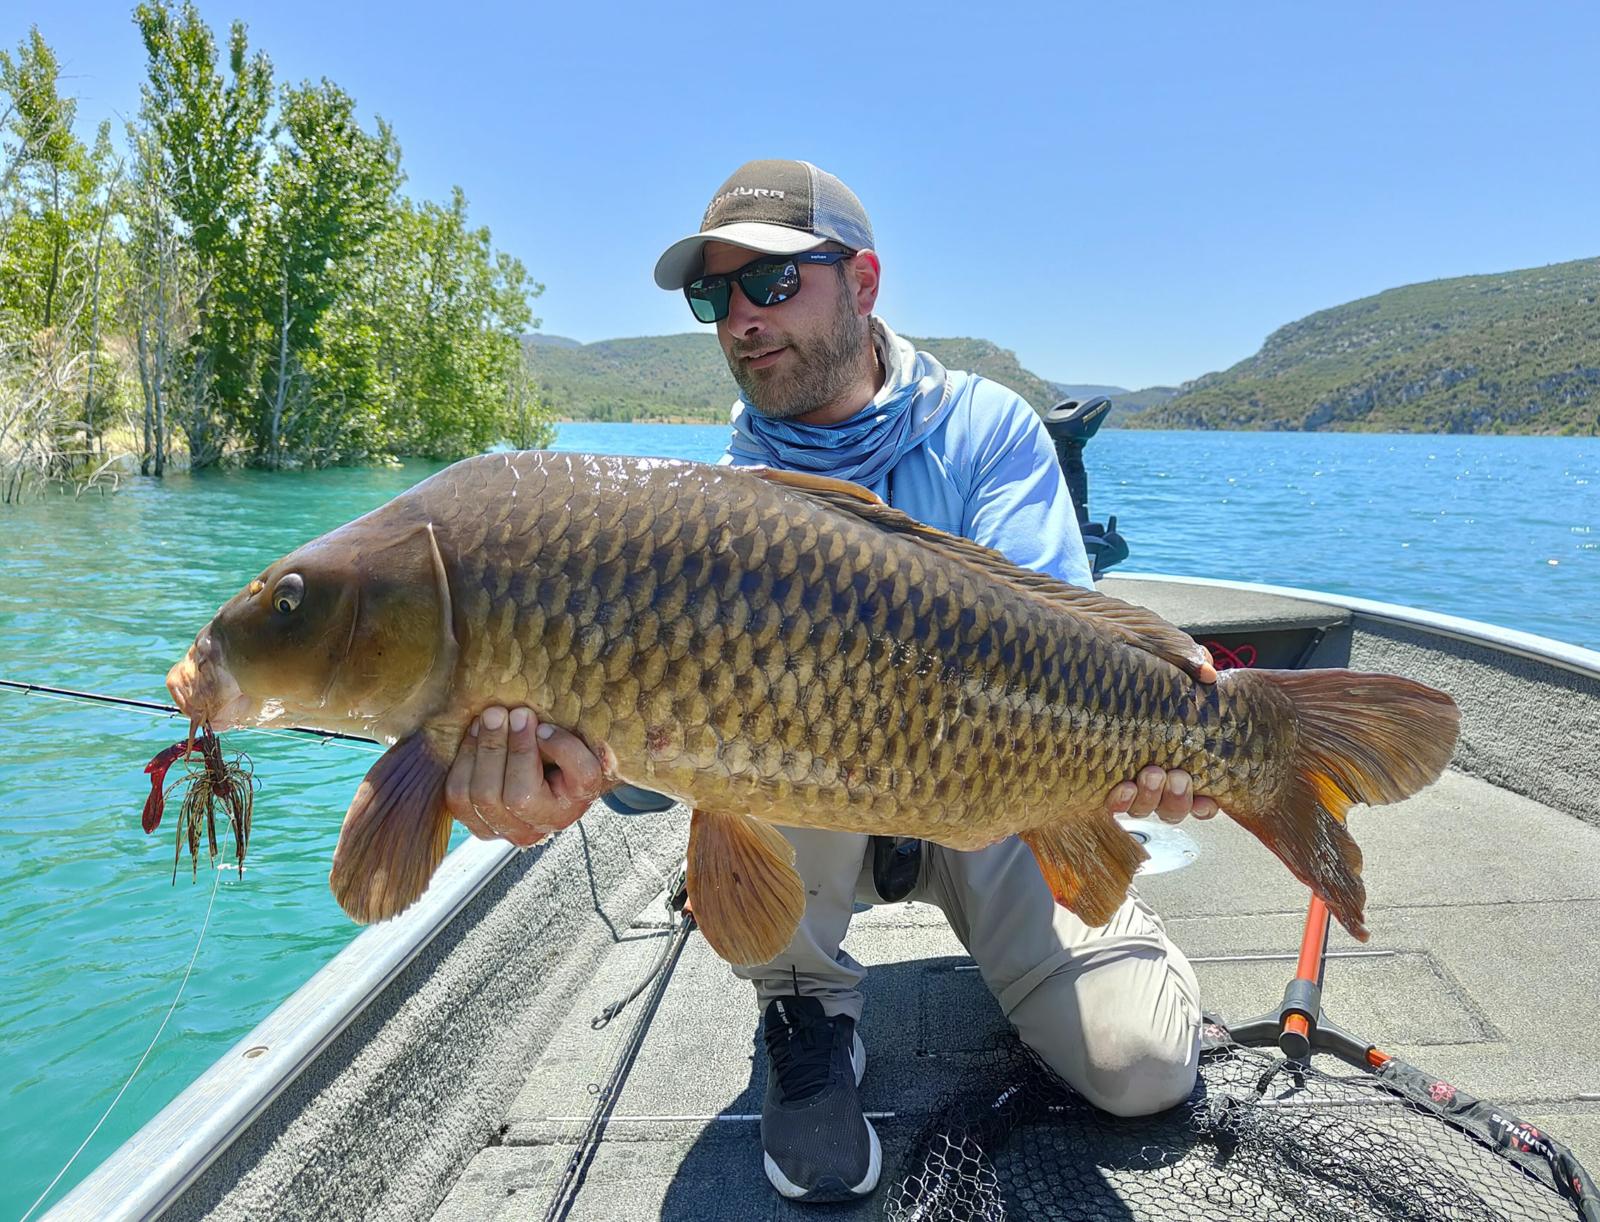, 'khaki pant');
735,828,1202,1117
